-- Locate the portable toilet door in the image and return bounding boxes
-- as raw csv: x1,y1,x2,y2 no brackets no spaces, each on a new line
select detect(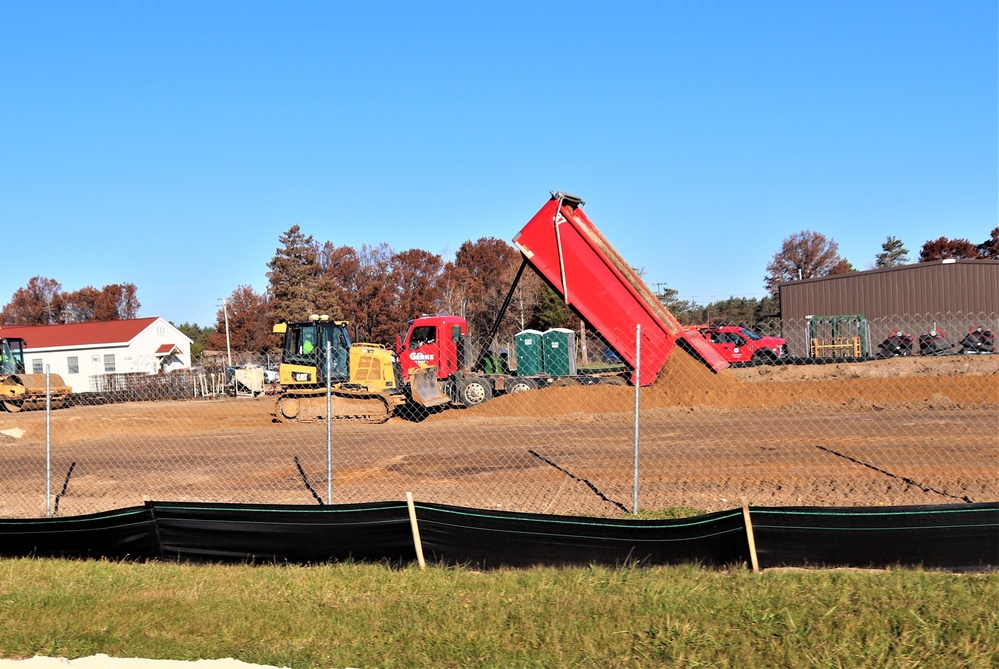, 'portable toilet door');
514,329,544,376
542,328,577,376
